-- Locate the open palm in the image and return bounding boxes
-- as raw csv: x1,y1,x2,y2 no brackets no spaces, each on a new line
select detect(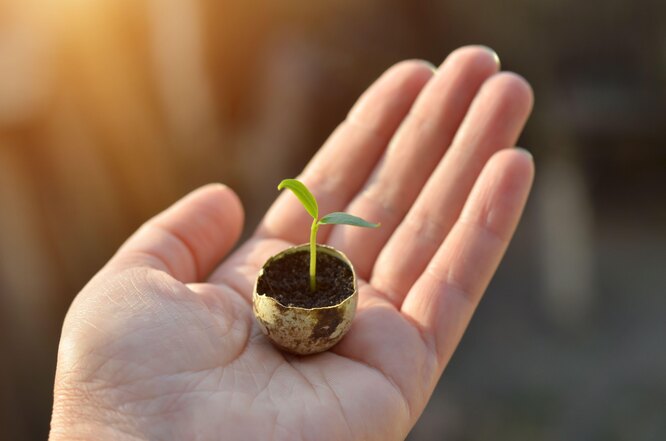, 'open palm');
51,46,534,441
